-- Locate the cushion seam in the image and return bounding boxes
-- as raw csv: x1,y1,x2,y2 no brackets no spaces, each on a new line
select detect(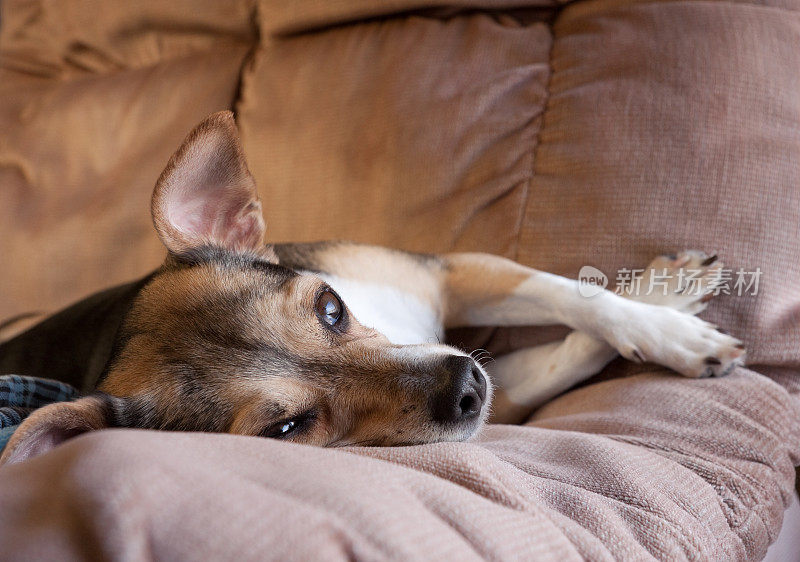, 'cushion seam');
513,22,556,264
